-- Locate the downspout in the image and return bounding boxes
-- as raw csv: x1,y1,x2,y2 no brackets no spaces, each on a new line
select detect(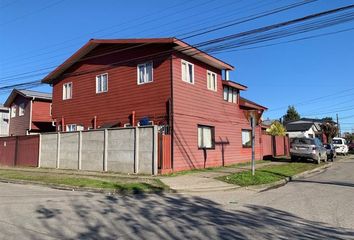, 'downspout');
29,97,35,135
170,54,174,170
